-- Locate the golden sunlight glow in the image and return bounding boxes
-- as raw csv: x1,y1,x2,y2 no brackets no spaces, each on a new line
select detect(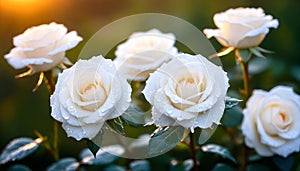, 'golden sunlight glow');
0,0,51,14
